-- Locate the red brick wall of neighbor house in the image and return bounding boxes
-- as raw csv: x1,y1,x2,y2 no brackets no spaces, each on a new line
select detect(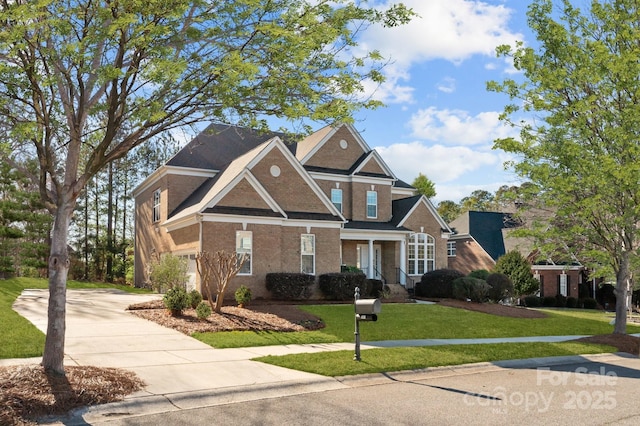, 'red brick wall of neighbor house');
400,202,449,270
200,222,340,300
166,174,210,215
447,238,496,275
350,181,392,221
251,149,330,213
304,126,365,170
315,179,352,219
536,269,581,298
216,178,272,209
